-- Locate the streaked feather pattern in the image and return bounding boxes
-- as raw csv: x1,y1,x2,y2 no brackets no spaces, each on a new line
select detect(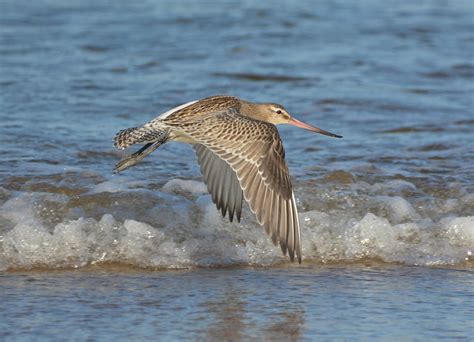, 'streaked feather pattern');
113,95,303,263
184,110,301,263
195,144,243,222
